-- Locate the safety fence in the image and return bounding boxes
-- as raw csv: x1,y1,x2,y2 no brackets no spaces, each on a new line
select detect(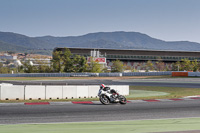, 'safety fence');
0,72,172,77
0,85,129,100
